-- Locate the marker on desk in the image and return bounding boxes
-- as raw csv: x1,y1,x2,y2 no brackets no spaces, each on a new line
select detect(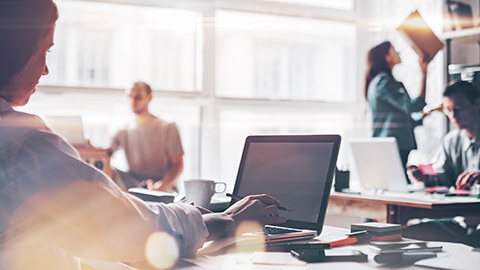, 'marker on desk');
319,230,371,248
226,193,293,212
